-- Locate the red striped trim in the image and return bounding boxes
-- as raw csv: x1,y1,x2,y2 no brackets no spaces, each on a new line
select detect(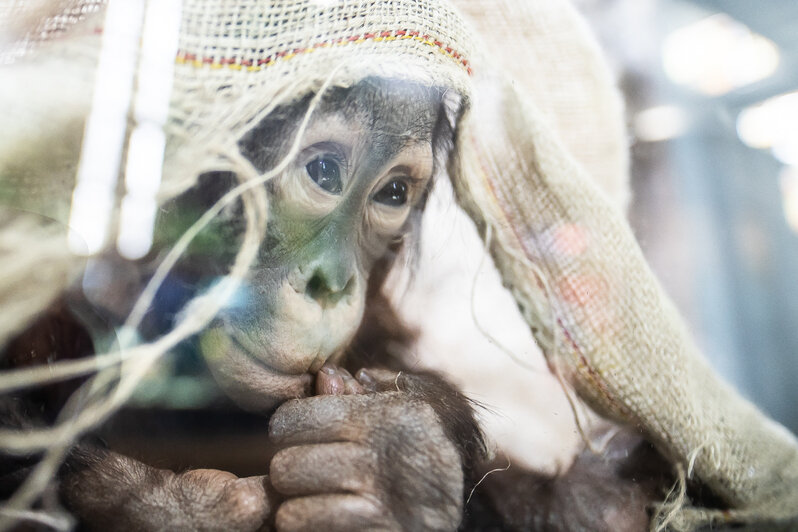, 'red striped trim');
175,29,472,75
